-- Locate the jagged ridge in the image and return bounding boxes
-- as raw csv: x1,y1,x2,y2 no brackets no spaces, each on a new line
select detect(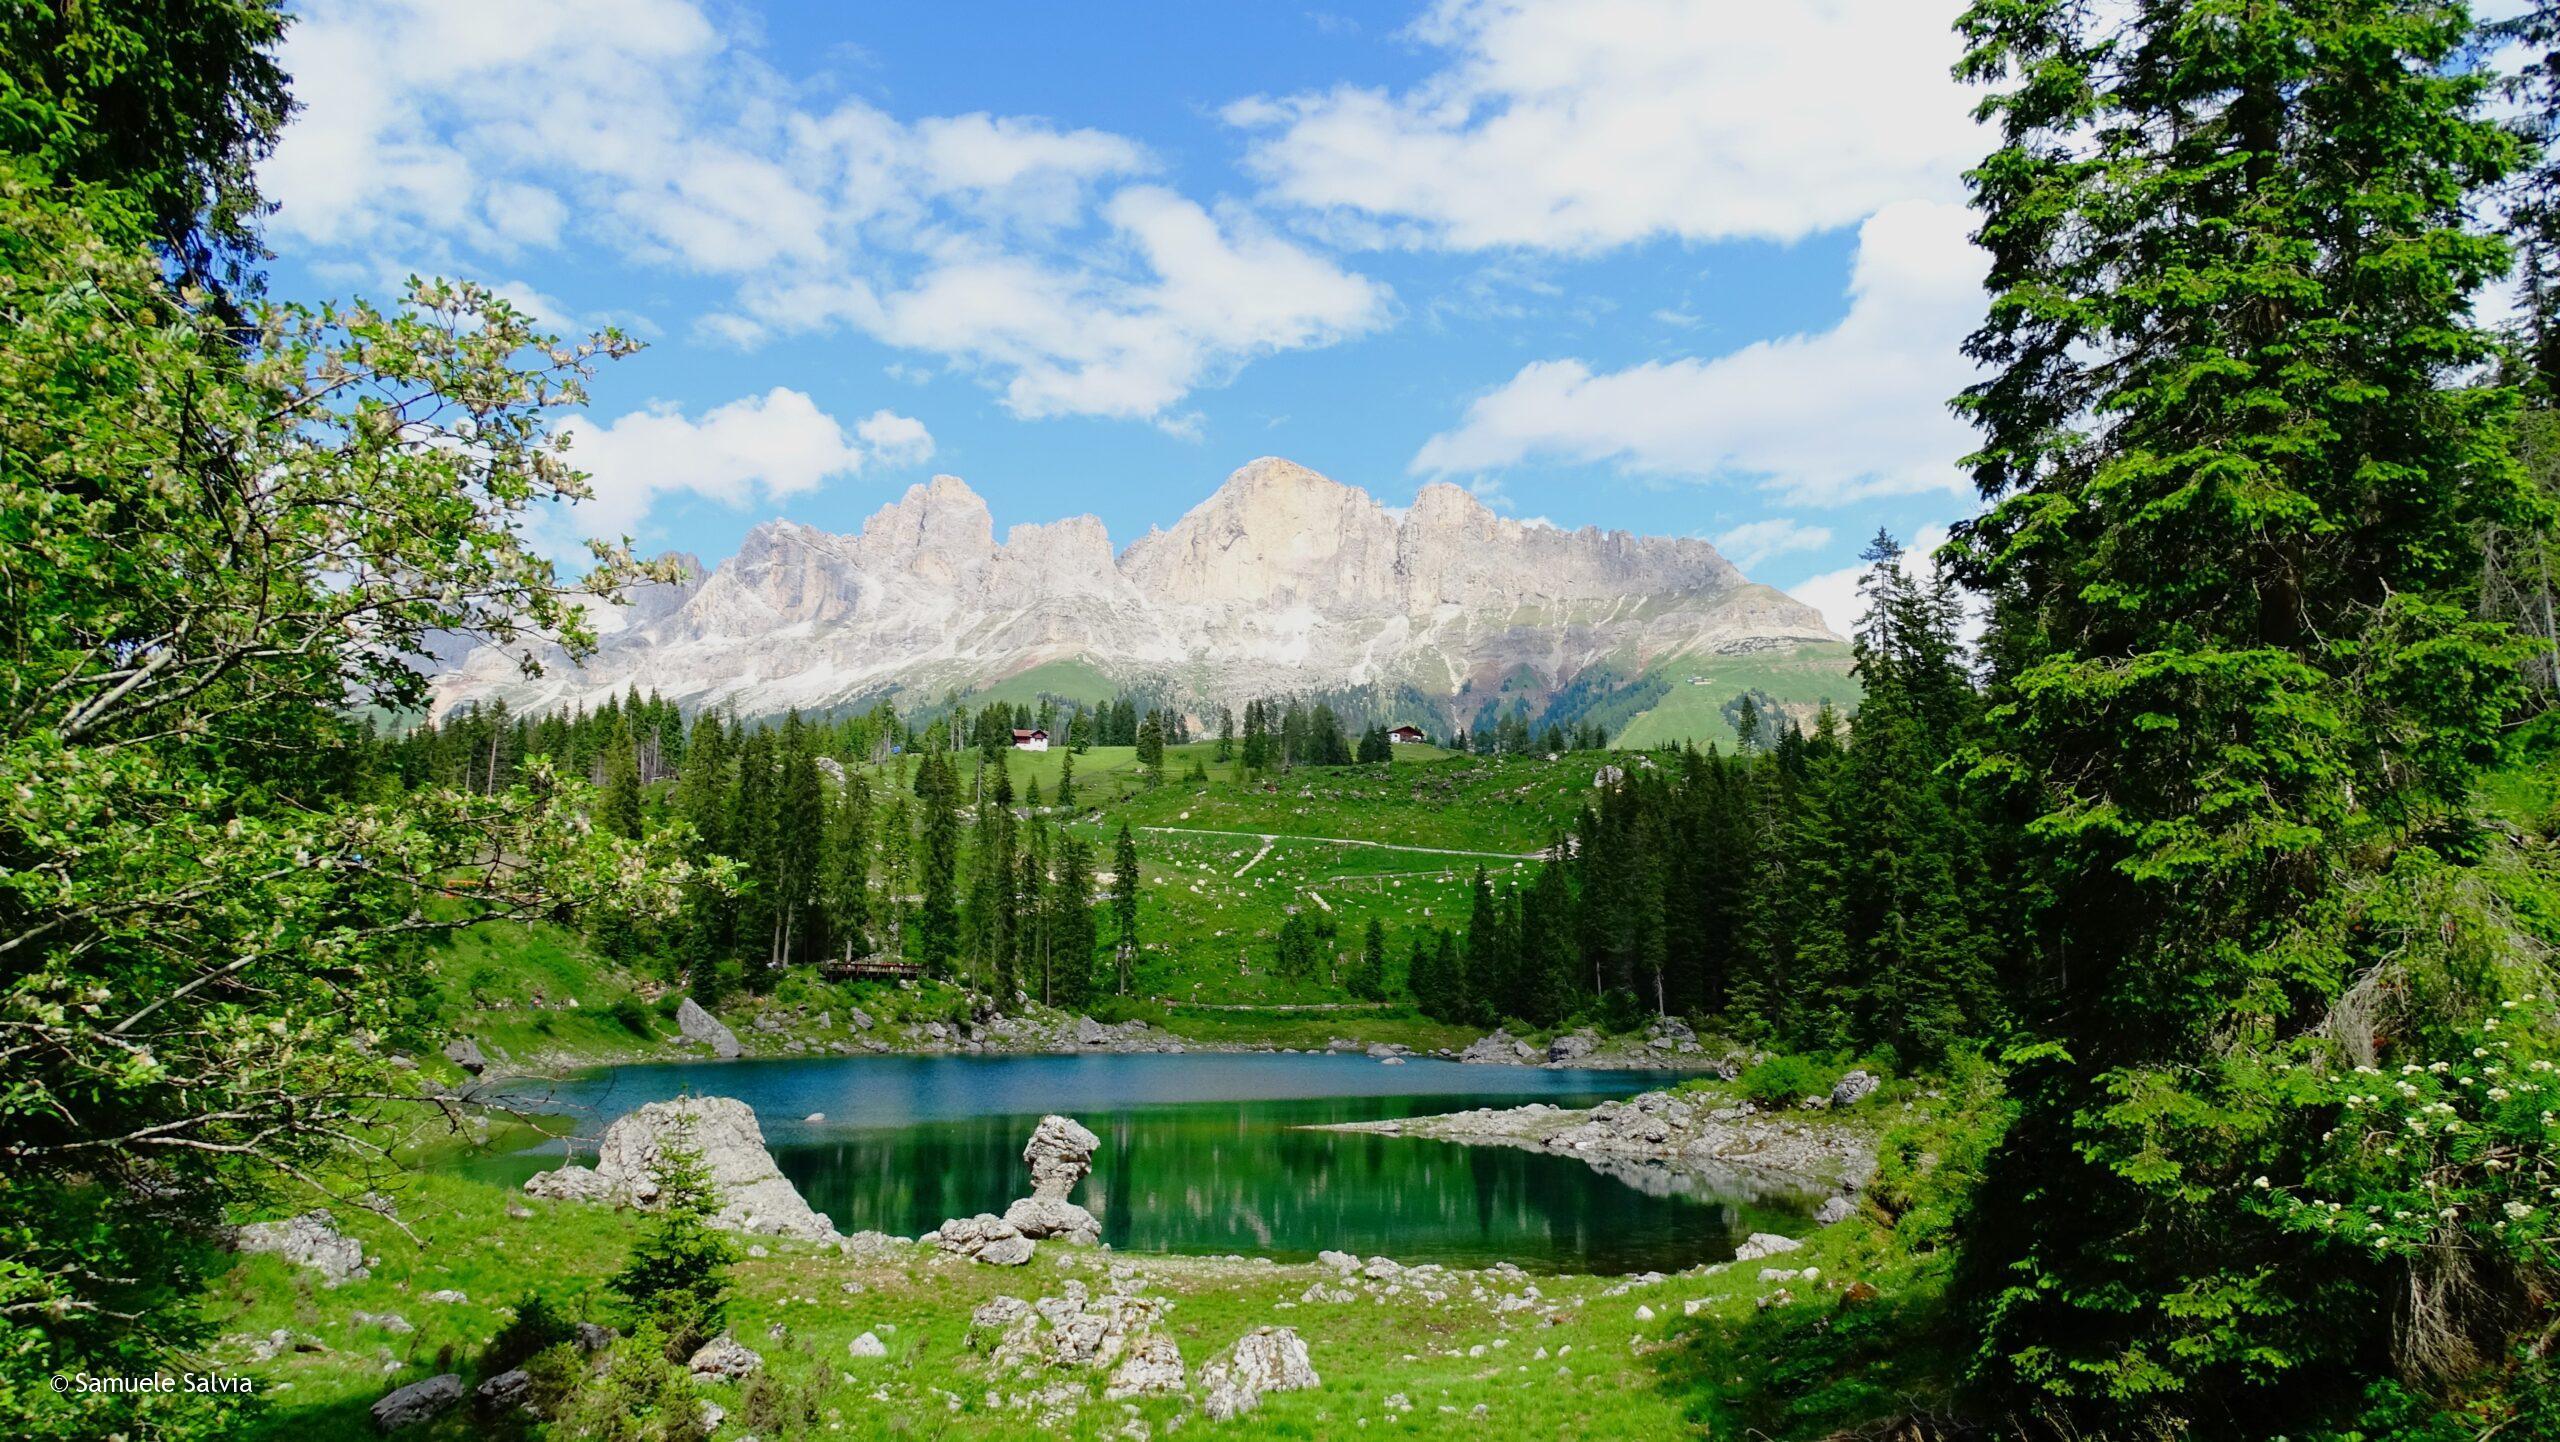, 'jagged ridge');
429,458,1839,725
